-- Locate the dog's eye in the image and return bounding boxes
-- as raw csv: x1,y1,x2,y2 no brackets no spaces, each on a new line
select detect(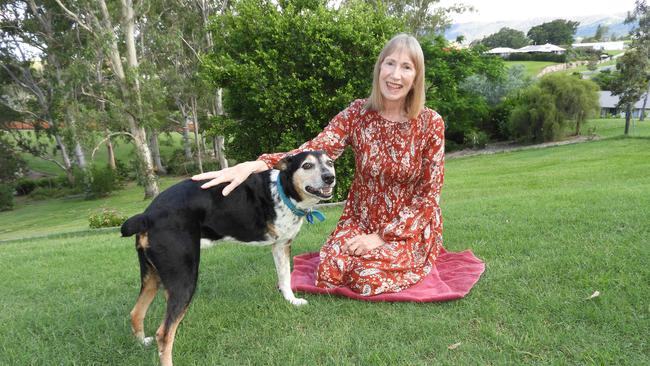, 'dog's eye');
326,160,333,167
302,163,314,169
